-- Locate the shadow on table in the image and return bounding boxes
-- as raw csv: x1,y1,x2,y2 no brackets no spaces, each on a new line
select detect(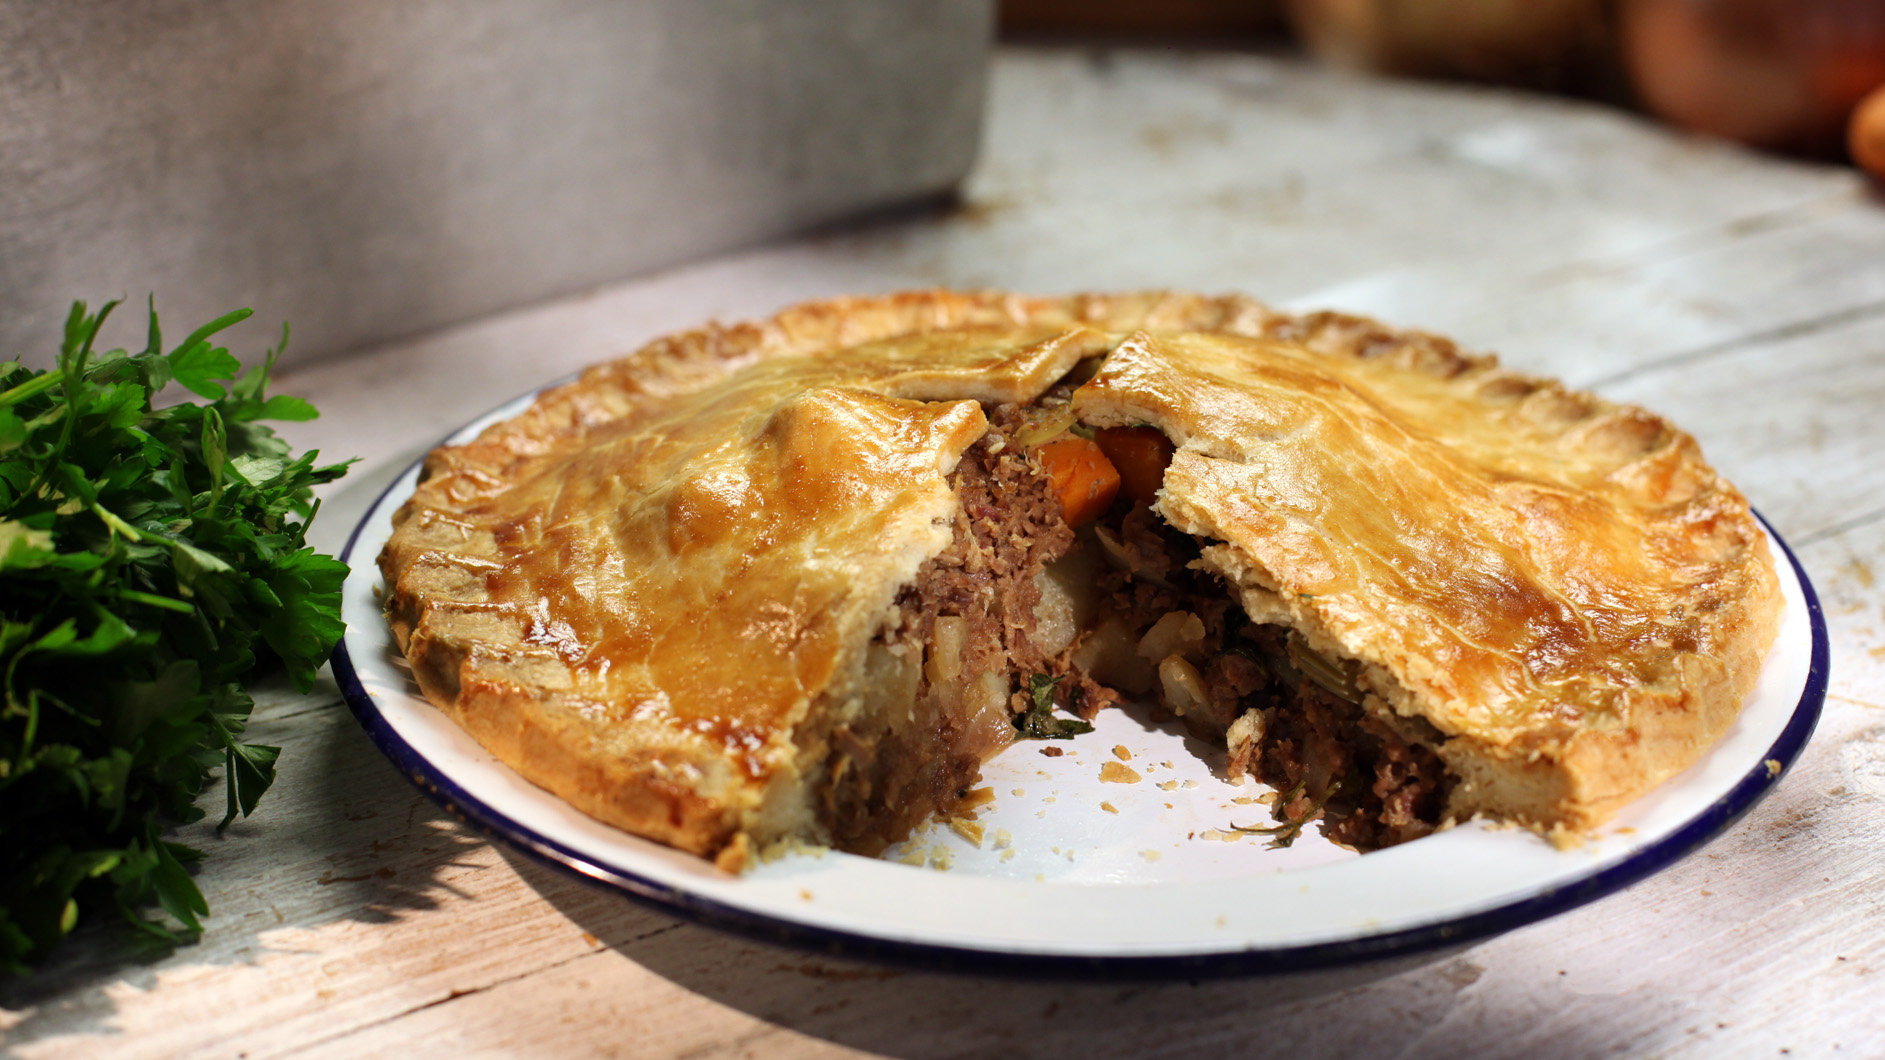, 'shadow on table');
509,847,1633,1060
0,664,479,1035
